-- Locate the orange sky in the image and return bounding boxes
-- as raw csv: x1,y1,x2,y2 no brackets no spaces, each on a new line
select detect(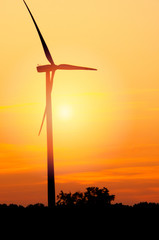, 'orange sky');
1,0,159,206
